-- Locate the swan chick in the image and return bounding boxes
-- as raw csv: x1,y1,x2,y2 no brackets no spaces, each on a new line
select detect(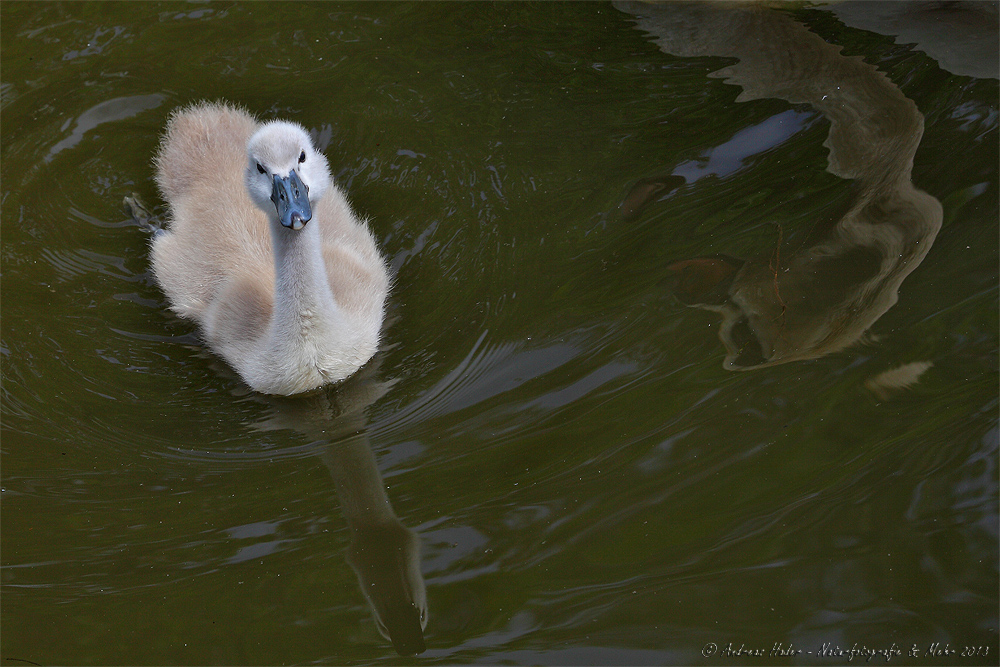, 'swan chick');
150,101,389,395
